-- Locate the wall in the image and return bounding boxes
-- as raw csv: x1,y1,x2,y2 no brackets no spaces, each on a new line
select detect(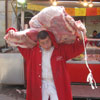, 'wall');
74,16,100,38
85,16,100,37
